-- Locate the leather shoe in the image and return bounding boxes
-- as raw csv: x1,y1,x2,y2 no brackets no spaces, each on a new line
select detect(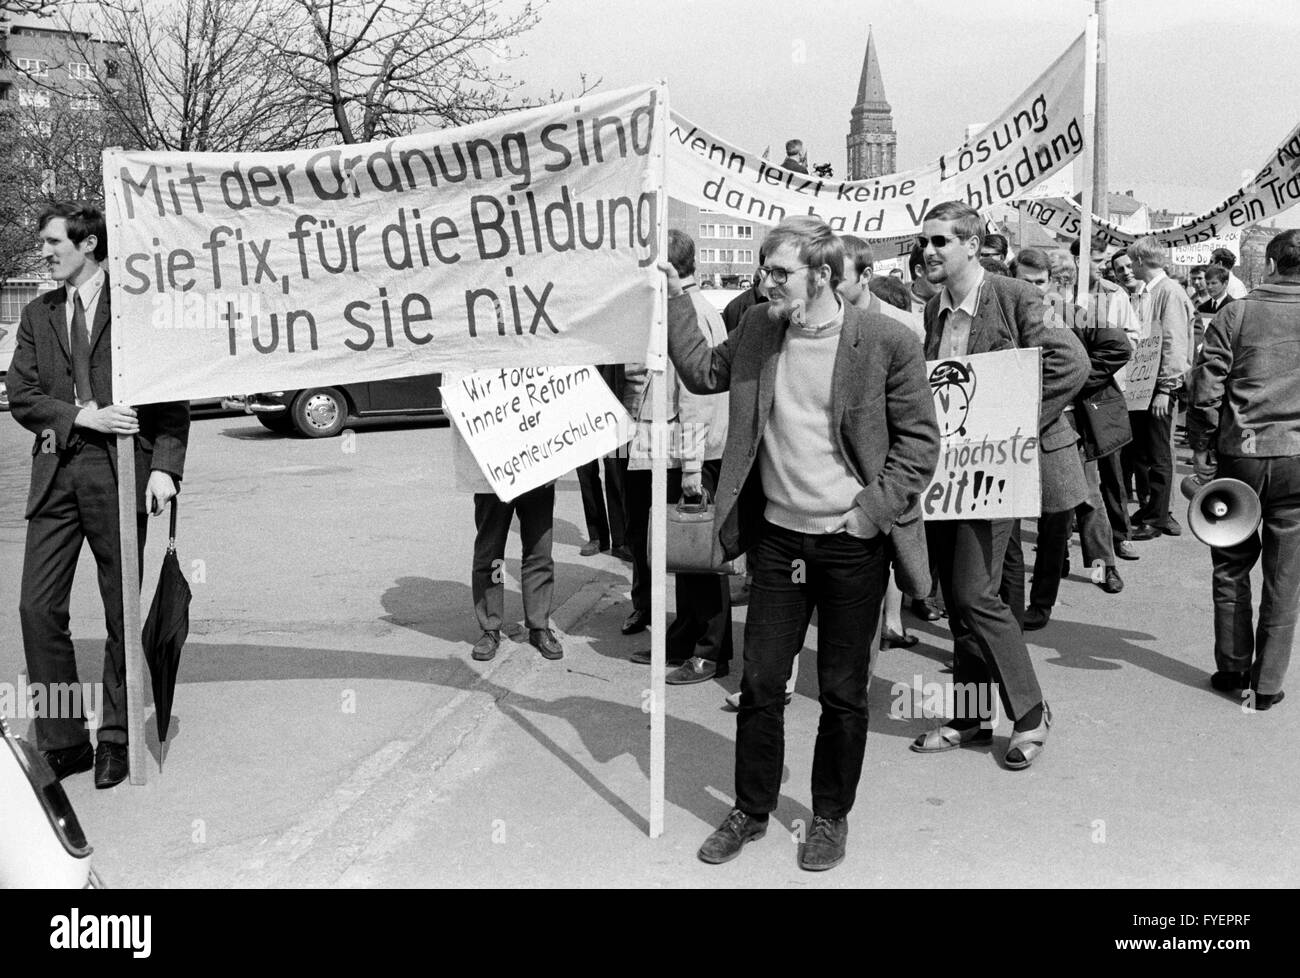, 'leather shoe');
629,648,686,667
1101,566,1124,594
799,814,848,871
621,609,649,635
1024,604,1051,630
471,630,501,661
697,808,767,864
1130,524,1163,541
1114,540,1140,561
609,545,633,563
578,540,604,557
1253,689,1286,711
94,742,129,789
882,626,919,649
529,627,563,660
1210,670,1250,692
41,743,93,781
911,598,943,621
666,656,728,684
910,723,993,753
